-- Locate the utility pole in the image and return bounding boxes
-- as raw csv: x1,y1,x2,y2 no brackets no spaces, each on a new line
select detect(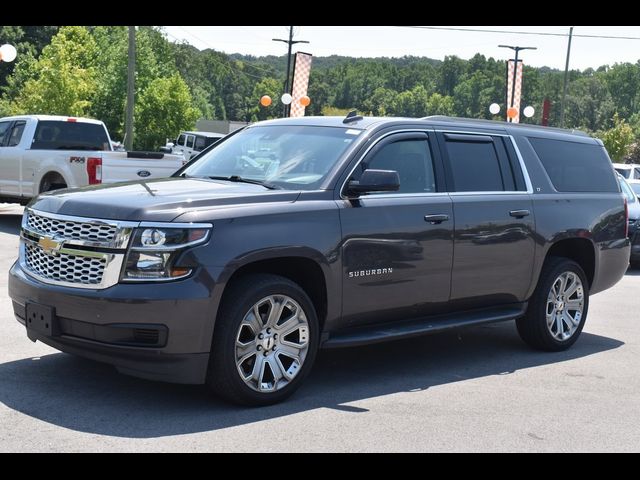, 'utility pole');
125,26,136,151
559,26,574,128
498,45,537,122
273,26,309,117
